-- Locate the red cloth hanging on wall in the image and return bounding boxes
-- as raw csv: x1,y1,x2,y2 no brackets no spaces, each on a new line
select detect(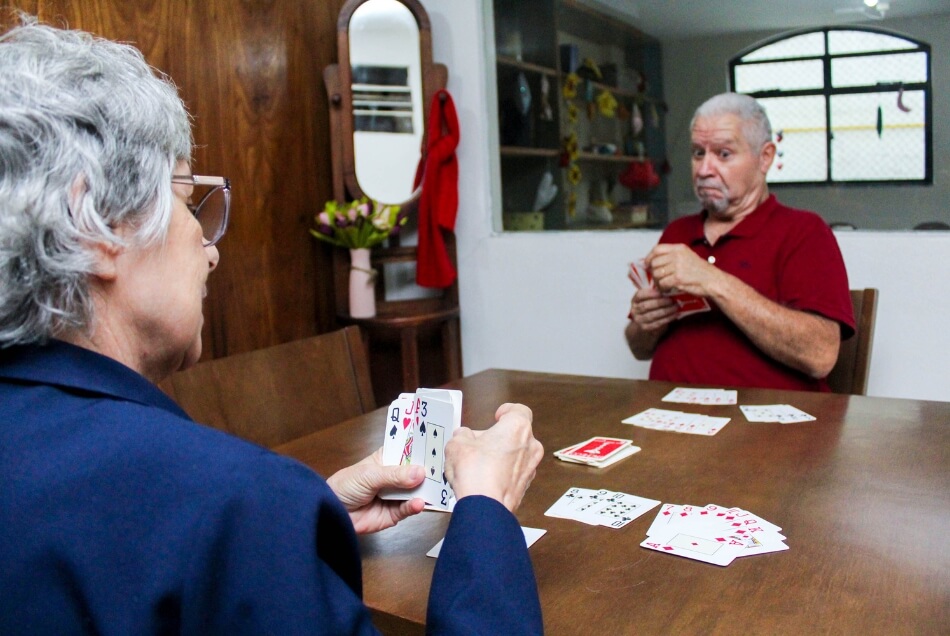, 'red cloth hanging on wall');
414,89,460,289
